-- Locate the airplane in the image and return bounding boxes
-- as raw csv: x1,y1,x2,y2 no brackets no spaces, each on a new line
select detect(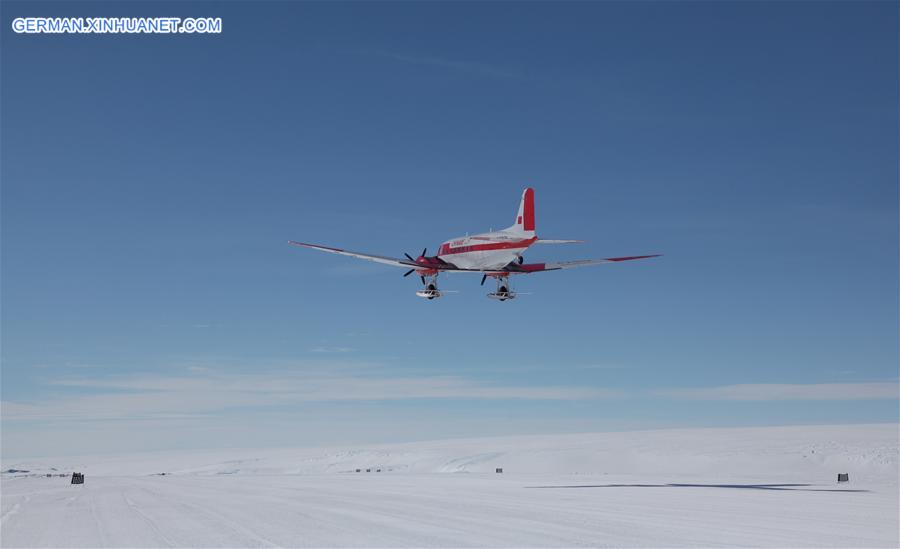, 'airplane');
289,188,660,301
